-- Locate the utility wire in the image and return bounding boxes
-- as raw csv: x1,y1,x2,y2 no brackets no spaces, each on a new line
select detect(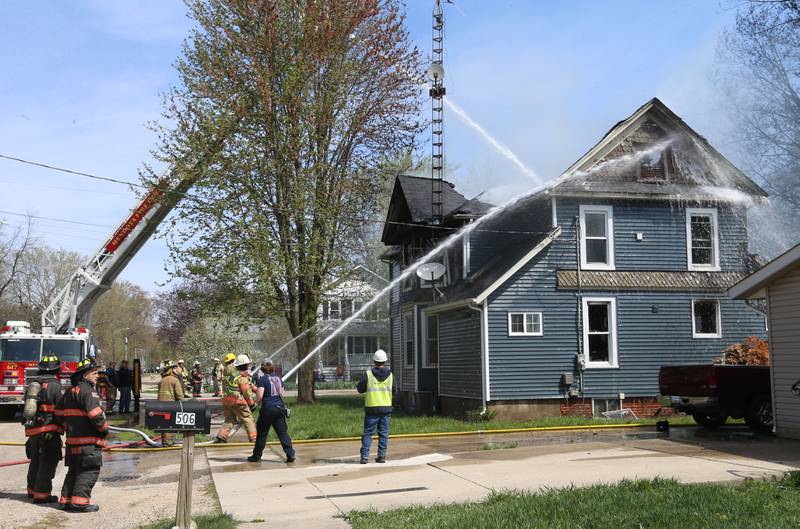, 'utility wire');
0,209,114,229
0,154,550,235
